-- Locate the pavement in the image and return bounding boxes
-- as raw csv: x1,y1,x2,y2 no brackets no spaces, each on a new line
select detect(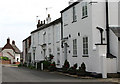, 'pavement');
1,64,120,84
